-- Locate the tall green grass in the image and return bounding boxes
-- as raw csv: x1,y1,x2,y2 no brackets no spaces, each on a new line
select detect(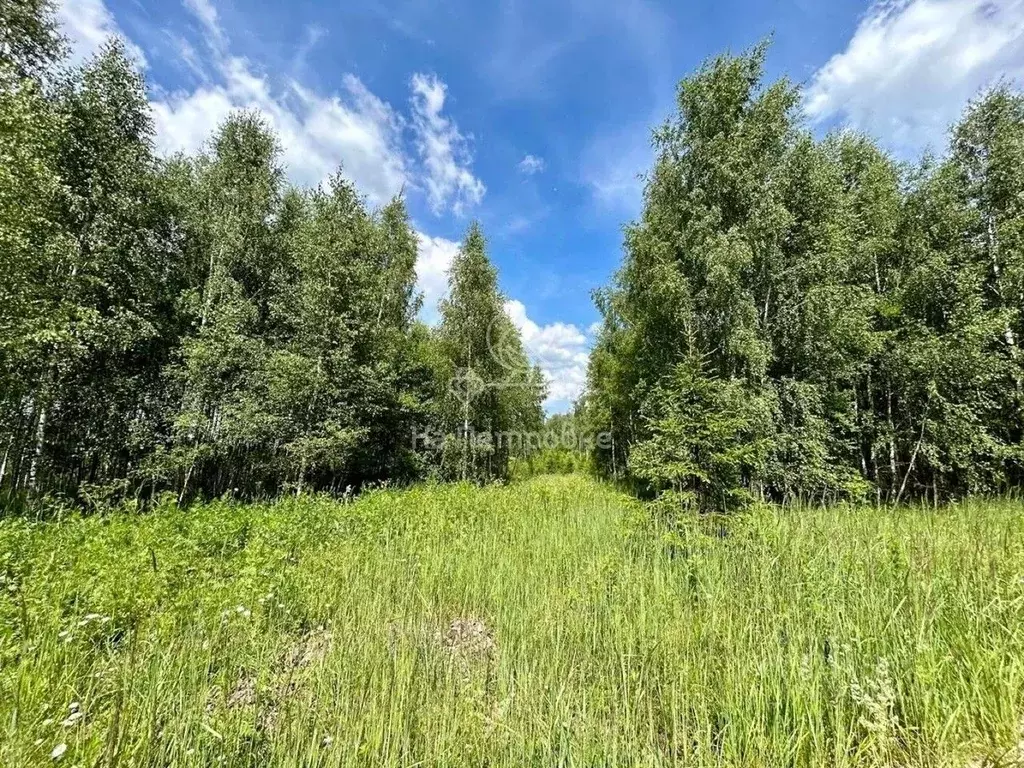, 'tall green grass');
1,477,1023,766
